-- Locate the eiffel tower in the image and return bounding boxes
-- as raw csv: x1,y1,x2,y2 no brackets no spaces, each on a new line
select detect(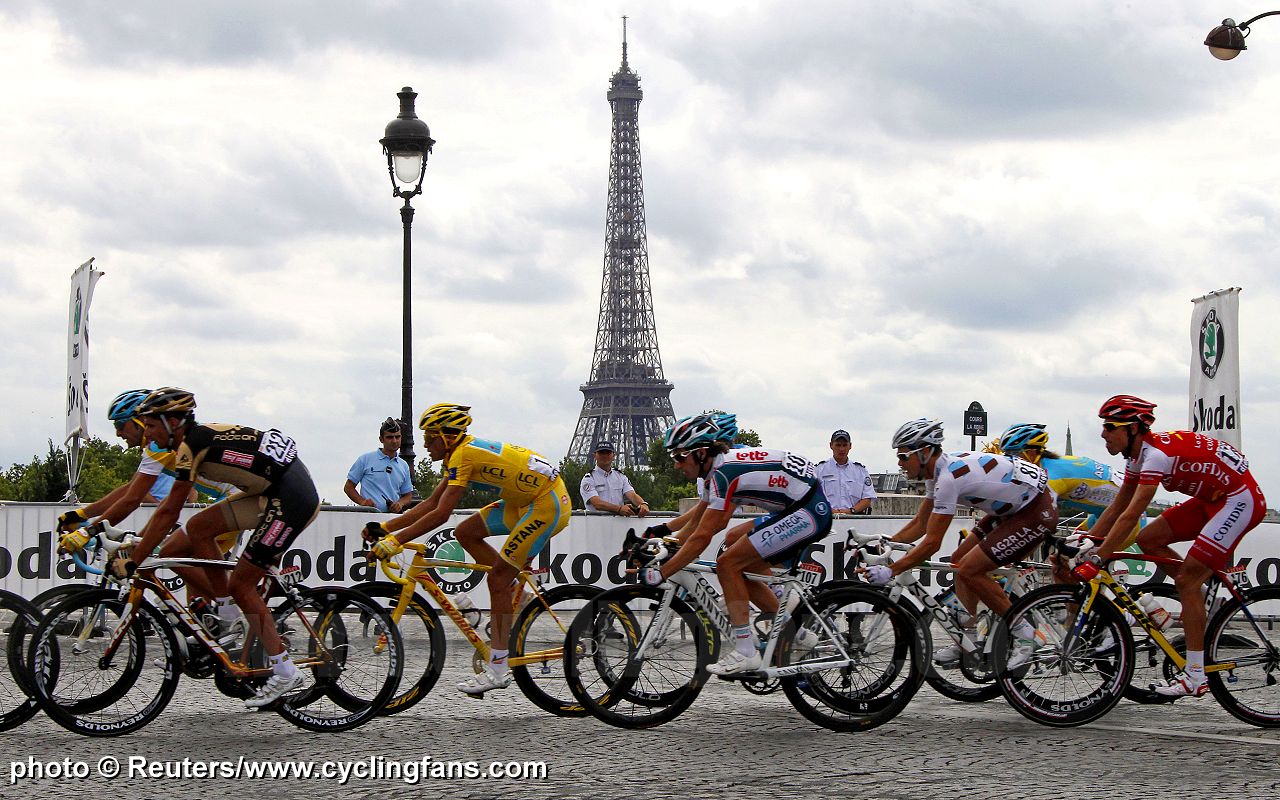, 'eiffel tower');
567,20,675,469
